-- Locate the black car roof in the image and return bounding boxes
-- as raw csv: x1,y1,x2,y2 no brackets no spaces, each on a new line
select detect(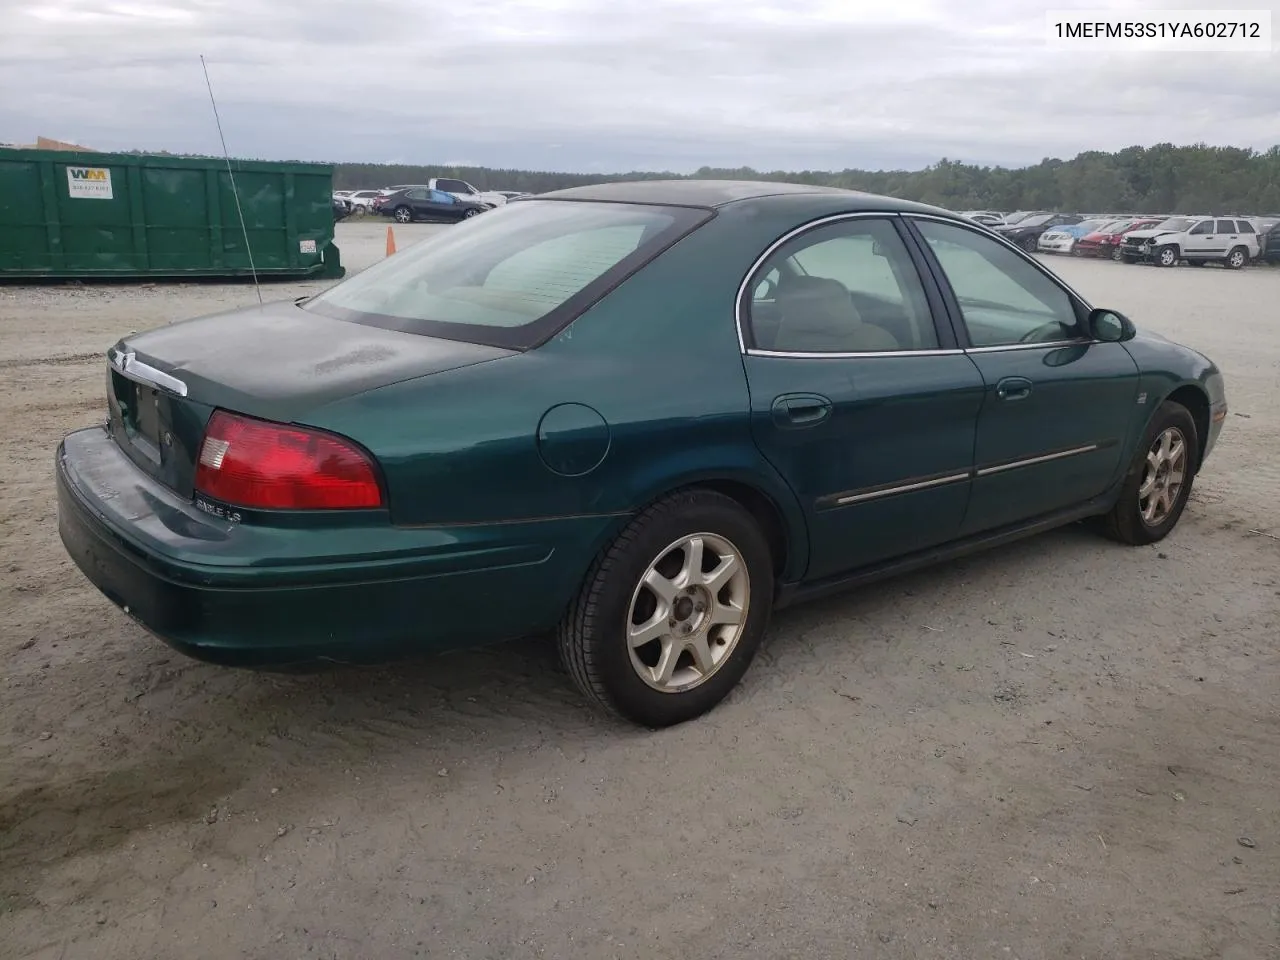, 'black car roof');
535,178,955,216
